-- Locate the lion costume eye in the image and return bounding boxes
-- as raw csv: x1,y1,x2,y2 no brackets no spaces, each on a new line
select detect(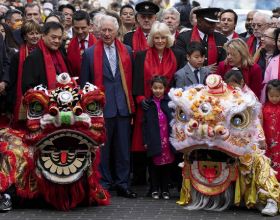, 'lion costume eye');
176,108,188,122
199,102,212,115
29,101,45,117
230,110,250,129
86,102,102,116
